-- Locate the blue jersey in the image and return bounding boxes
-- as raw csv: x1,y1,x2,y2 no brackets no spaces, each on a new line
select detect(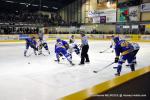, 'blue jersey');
61,40,69,49
61,40,67,45
25,38,37,49
55,42,66,53
114,40,134,57
55,41,72,63
26,38,36,46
